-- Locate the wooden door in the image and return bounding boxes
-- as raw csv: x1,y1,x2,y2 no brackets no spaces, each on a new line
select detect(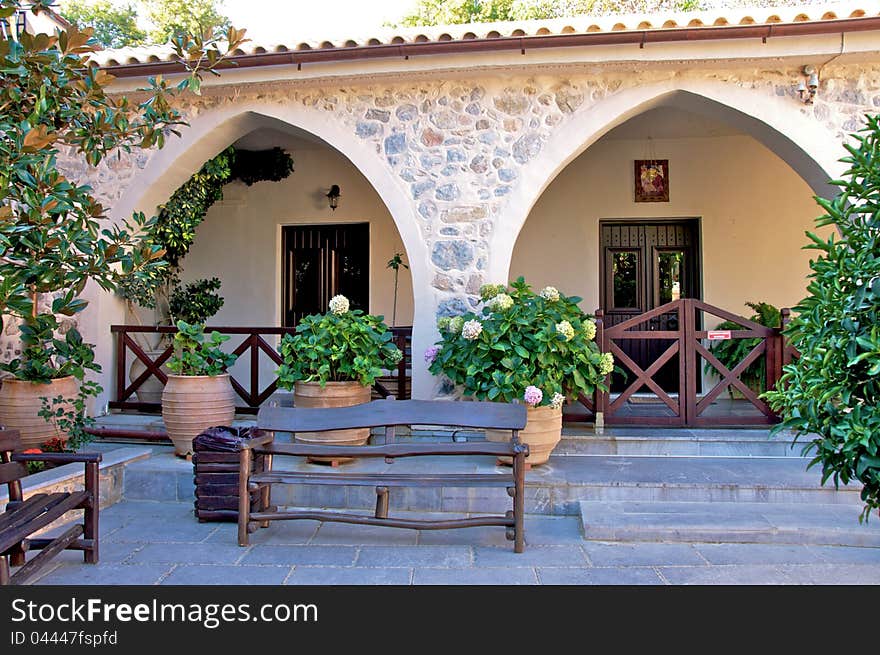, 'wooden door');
600,221,700,392
282,224,369,326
